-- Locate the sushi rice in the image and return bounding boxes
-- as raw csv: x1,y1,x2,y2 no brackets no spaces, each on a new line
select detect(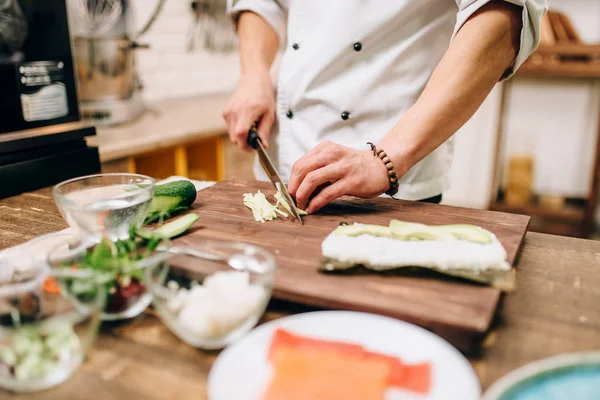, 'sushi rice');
322,229,510,272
